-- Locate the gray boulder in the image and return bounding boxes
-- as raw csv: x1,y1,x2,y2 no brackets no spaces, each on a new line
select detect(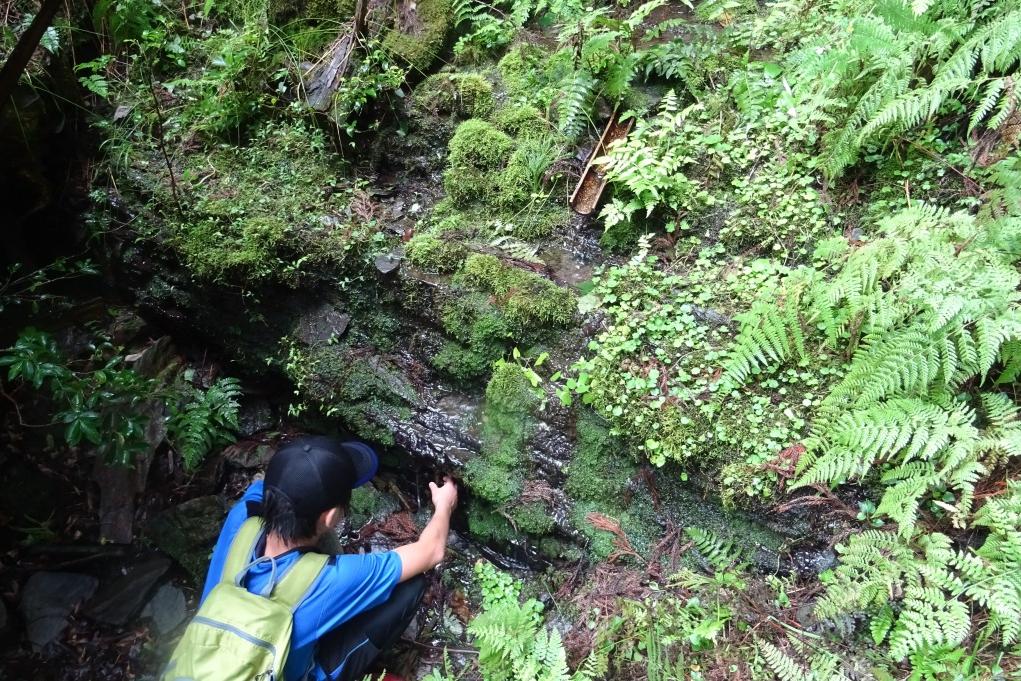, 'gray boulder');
20,572,98,650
